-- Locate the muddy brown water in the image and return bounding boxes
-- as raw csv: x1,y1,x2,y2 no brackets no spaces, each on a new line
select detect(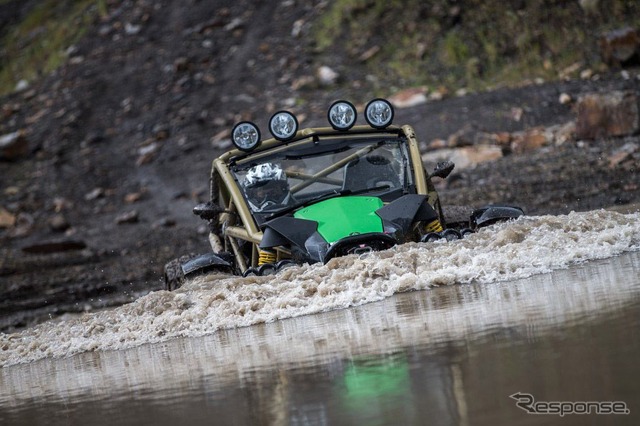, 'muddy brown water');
1,211,639,425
